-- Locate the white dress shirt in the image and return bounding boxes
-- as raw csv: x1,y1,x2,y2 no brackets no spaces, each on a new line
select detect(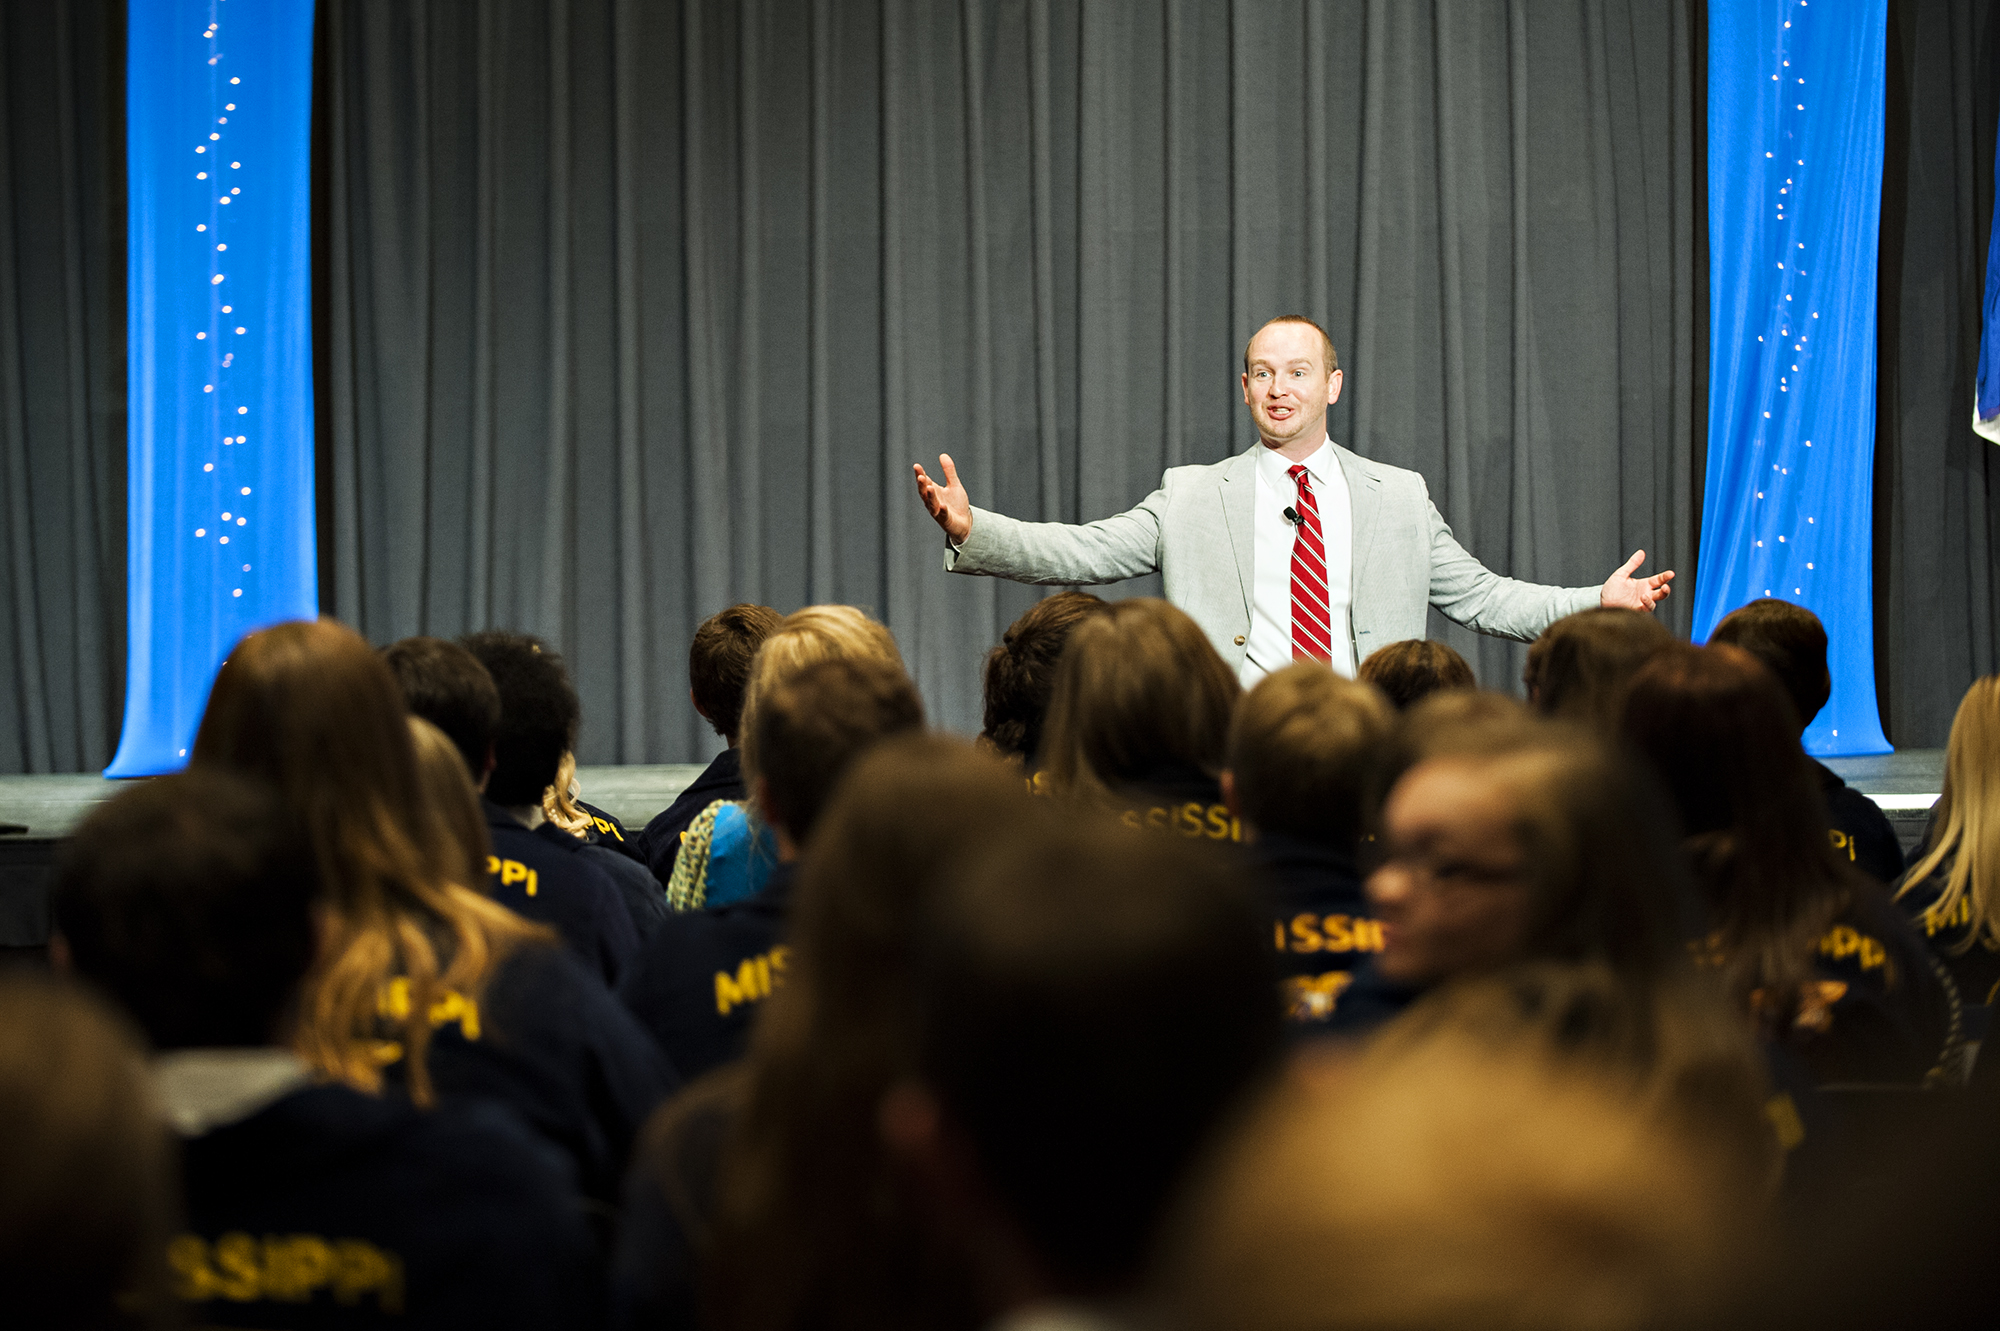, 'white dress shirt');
1243,437,1354,686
